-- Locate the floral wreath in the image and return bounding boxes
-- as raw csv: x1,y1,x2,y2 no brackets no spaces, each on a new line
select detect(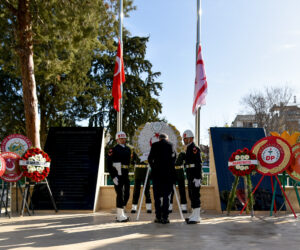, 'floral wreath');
132,122,184,162
19,148,51,182
227,148,257,215
228,148,257,176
